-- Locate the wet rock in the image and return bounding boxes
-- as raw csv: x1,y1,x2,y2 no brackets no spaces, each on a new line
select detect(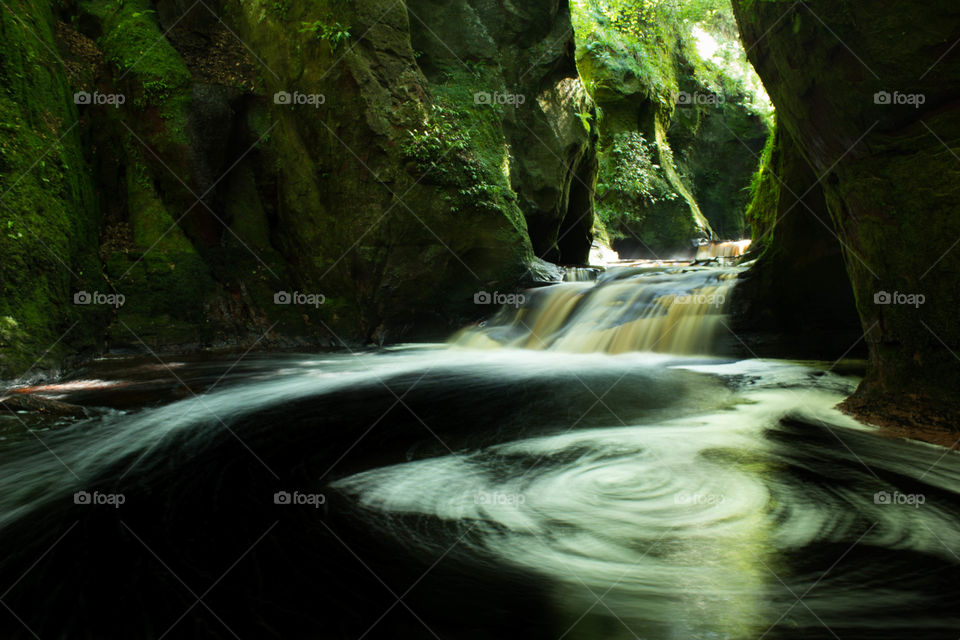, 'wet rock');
0,393,89,419
733,0,960,428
